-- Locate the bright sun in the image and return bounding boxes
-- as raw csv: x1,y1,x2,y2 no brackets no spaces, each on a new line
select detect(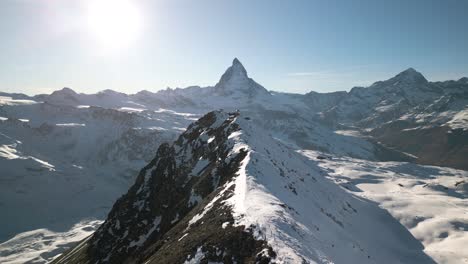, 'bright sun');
86,0,142,50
